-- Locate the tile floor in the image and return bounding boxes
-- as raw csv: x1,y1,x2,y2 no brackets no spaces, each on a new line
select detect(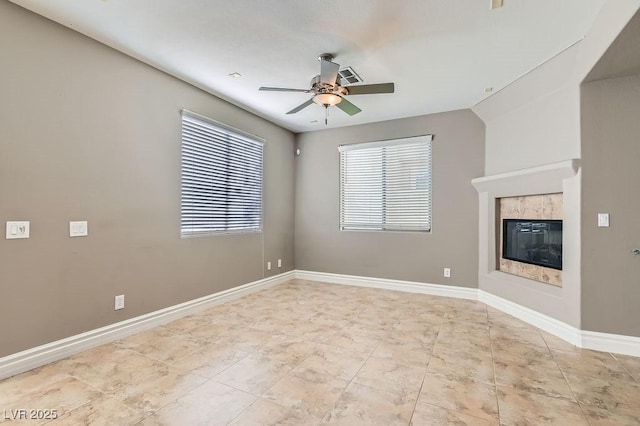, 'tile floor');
1,279,640,425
